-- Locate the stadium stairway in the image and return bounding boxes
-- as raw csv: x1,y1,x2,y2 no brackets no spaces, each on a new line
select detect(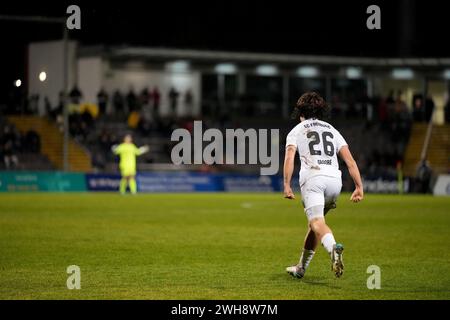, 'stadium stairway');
8,116,92,172
403,123,450,176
